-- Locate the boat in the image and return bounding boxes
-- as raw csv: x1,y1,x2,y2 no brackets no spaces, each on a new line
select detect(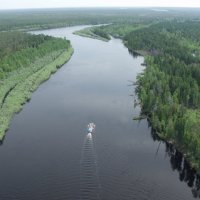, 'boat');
87,123,96,133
